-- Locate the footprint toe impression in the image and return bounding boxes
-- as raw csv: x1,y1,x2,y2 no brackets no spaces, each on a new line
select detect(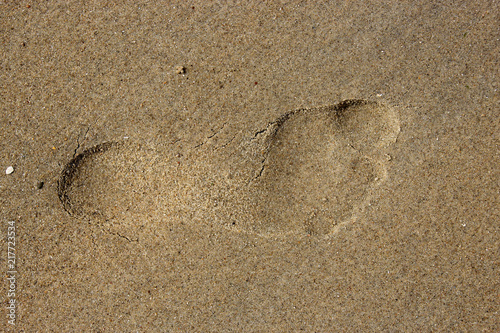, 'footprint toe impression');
58,100,399,240
242,100,400,237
